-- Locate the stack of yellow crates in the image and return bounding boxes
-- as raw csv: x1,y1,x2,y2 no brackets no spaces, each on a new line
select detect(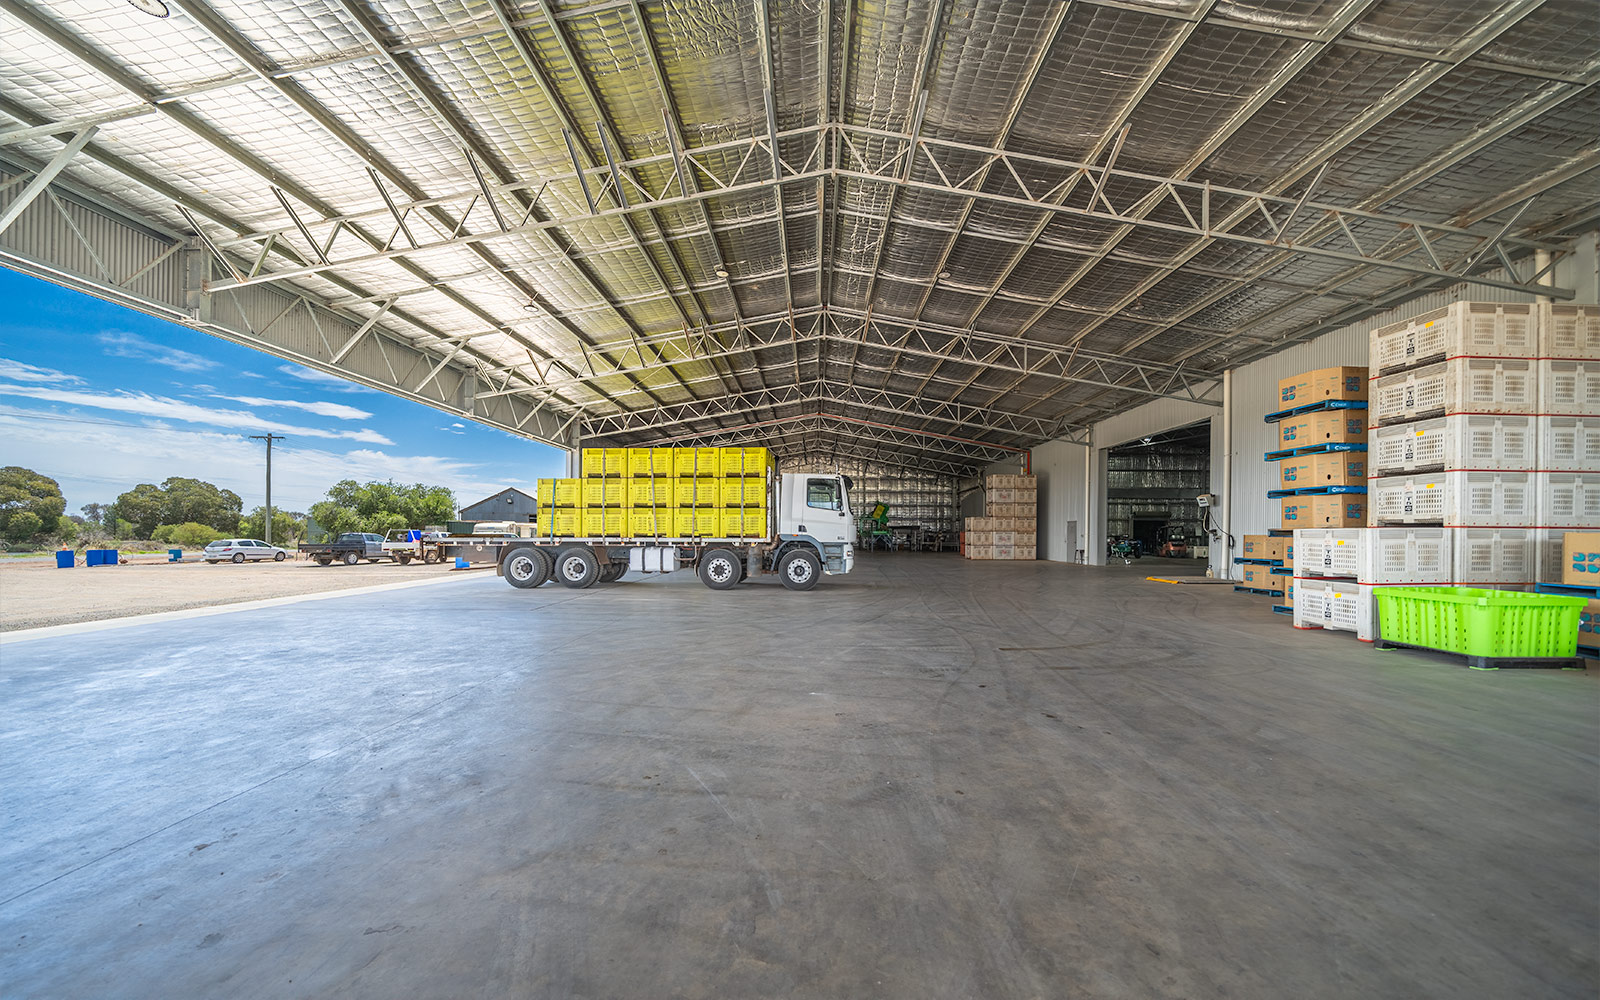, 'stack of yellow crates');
536,447,771,539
